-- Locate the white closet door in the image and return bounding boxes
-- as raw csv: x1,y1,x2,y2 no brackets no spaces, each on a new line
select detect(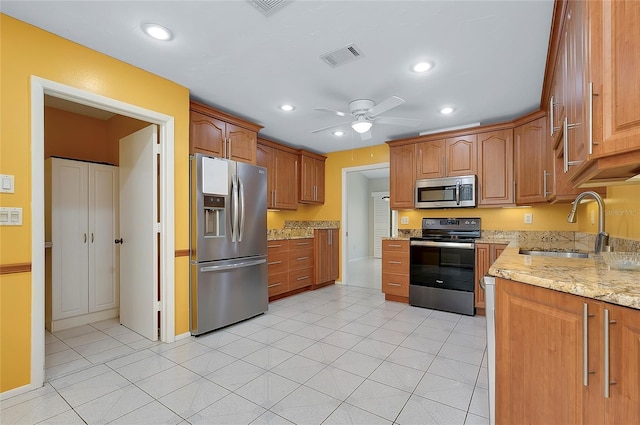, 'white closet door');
88,164,119,313
373,192,390,258
52,159,89,320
